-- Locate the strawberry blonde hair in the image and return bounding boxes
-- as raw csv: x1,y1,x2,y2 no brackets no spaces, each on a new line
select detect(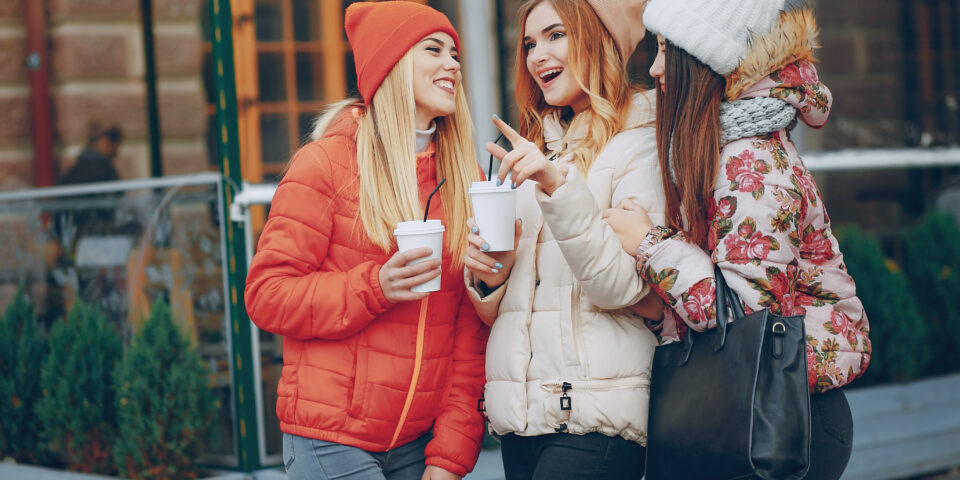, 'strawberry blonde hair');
514,0,637,175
